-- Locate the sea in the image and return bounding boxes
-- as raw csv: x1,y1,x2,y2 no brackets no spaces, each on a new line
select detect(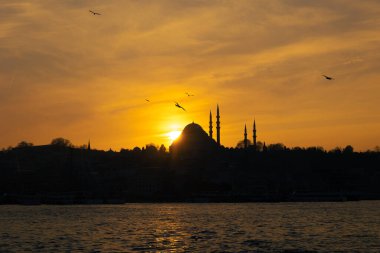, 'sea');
0,201,379,252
